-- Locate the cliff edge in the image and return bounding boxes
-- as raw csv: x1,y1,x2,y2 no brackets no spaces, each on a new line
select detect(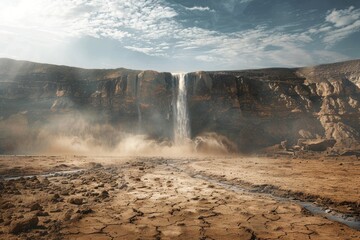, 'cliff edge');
0,58,359,154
